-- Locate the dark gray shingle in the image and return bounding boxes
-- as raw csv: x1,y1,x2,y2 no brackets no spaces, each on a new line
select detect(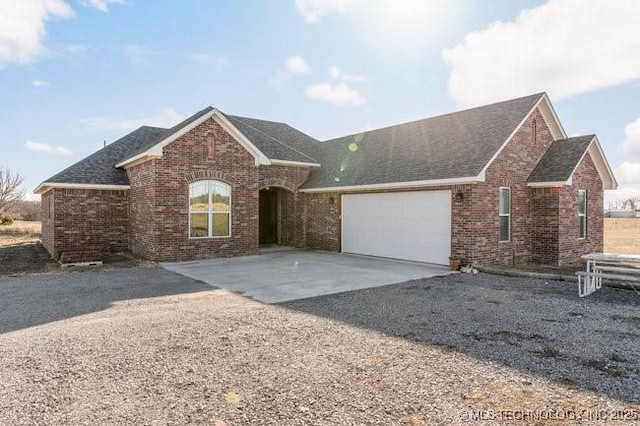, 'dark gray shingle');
45,126,166,186
528,135,594,183
301,93,545,189
225,115,320,163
